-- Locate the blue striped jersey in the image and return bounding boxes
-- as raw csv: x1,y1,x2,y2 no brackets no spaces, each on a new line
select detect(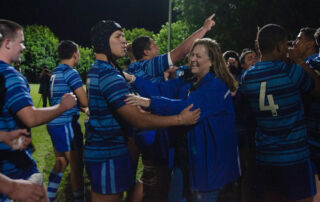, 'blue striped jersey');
0,60,34,175
126,53,169,83
47,64,83,125
305,56,320,147
239,60,314,166
84,60,130,162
